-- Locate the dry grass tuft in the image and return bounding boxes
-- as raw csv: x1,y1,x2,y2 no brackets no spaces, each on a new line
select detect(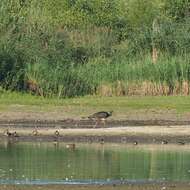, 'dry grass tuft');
96,80,190,96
